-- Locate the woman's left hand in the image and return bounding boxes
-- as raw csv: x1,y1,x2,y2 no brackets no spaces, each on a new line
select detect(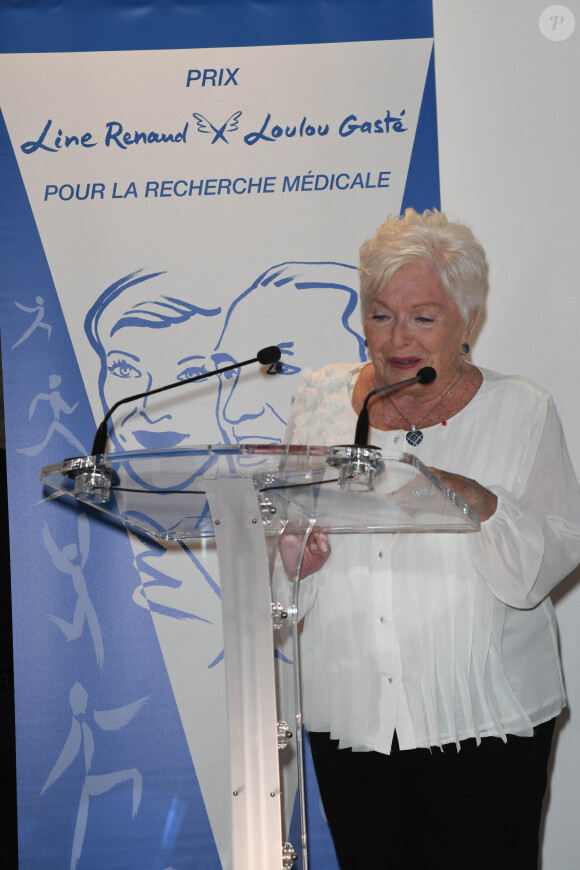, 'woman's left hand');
428,468,498,522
